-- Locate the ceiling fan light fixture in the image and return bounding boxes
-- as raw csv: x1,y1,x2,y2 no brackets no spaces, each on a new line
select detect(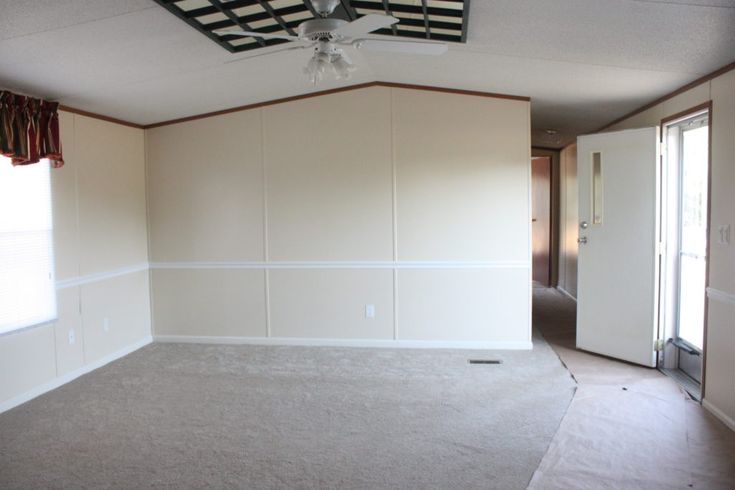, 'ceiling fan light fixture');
303,46,355,84
332,53,355,80
304,54,330,85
